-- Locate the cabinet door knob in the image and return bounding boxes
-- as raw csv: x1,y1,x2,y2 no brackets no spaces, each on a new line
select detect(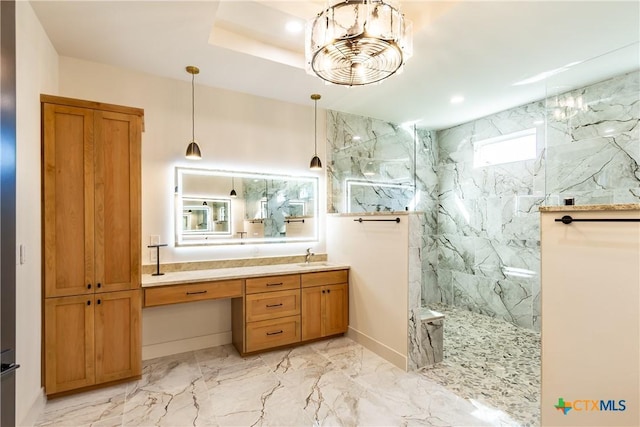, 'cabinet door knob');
327,289,331,294
97,283,102,289
87,300,91,306
87,283,92,289
97,299,101,305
